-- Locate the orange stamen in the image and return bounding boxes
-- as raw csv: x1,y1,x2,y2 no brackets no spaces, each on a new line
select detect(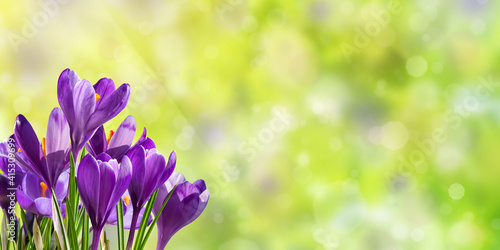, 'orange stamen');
42,137,46,158
40,182,48,198
107,130,115,147
96,93,101,101
124,196,130,206
18,148,21,152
